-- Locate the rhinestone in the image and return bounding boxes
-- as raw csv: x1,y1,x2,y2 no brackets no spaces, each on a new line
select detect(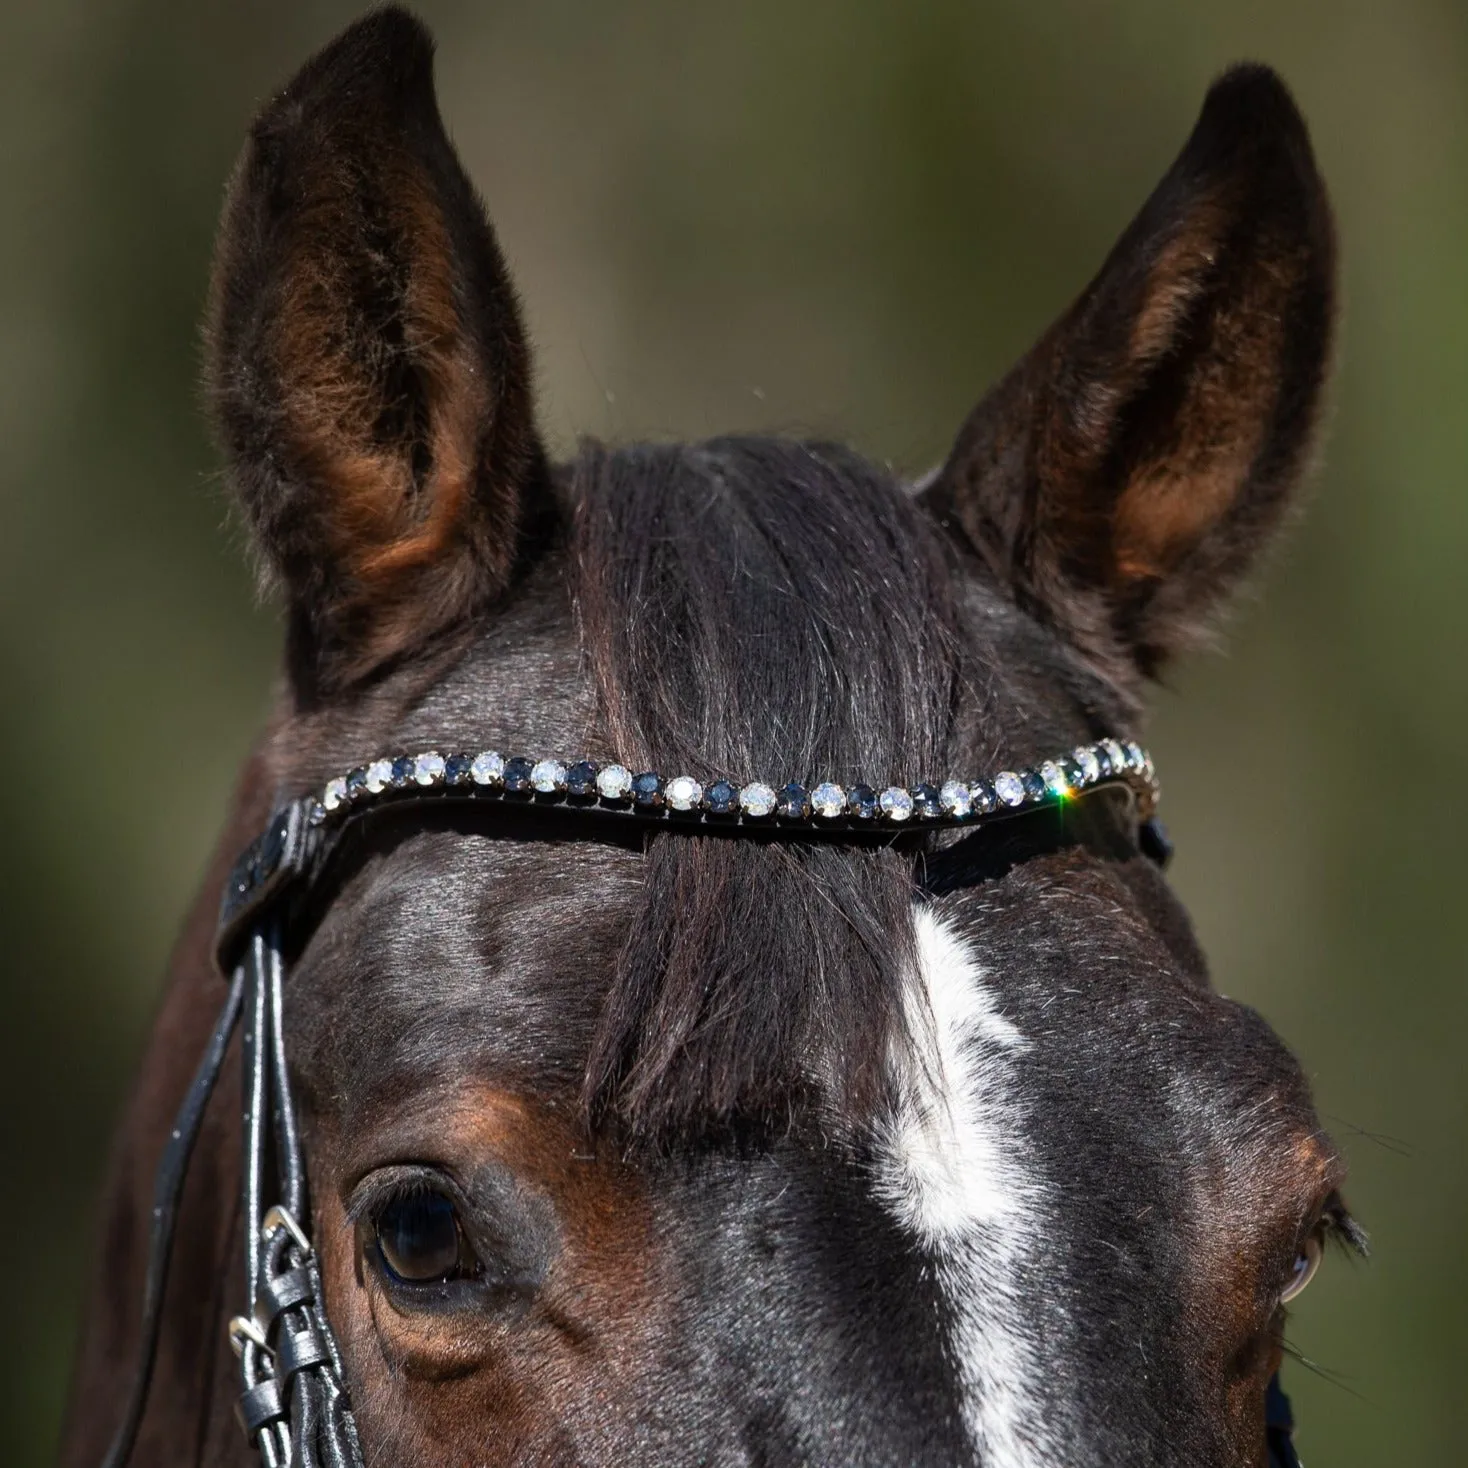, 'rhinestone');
994,771,1026,807
565,760,599,797
596,764,633,800
444,753,474,785
530,759,567,793
414,752,446,786
1040,760,1069,798
631,771,663,808
911,783,943,819
776,782,812,819
503,756,535,793
879,787,914,821
470,750,505,786
322,777,348,812
848,784,879,820
1124,741,1145,773
739,781,777,818
308,801,327,826
969,779,998,815
939,780,972,818
1073,746,1101,784
1021,769,1047,802
704,779,740,815
389,755,415,787
1100,739,1127,776
365,758,394,793
345,767,369,801
665,775,704,811
811,782,847,818
1061,756,1085,791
